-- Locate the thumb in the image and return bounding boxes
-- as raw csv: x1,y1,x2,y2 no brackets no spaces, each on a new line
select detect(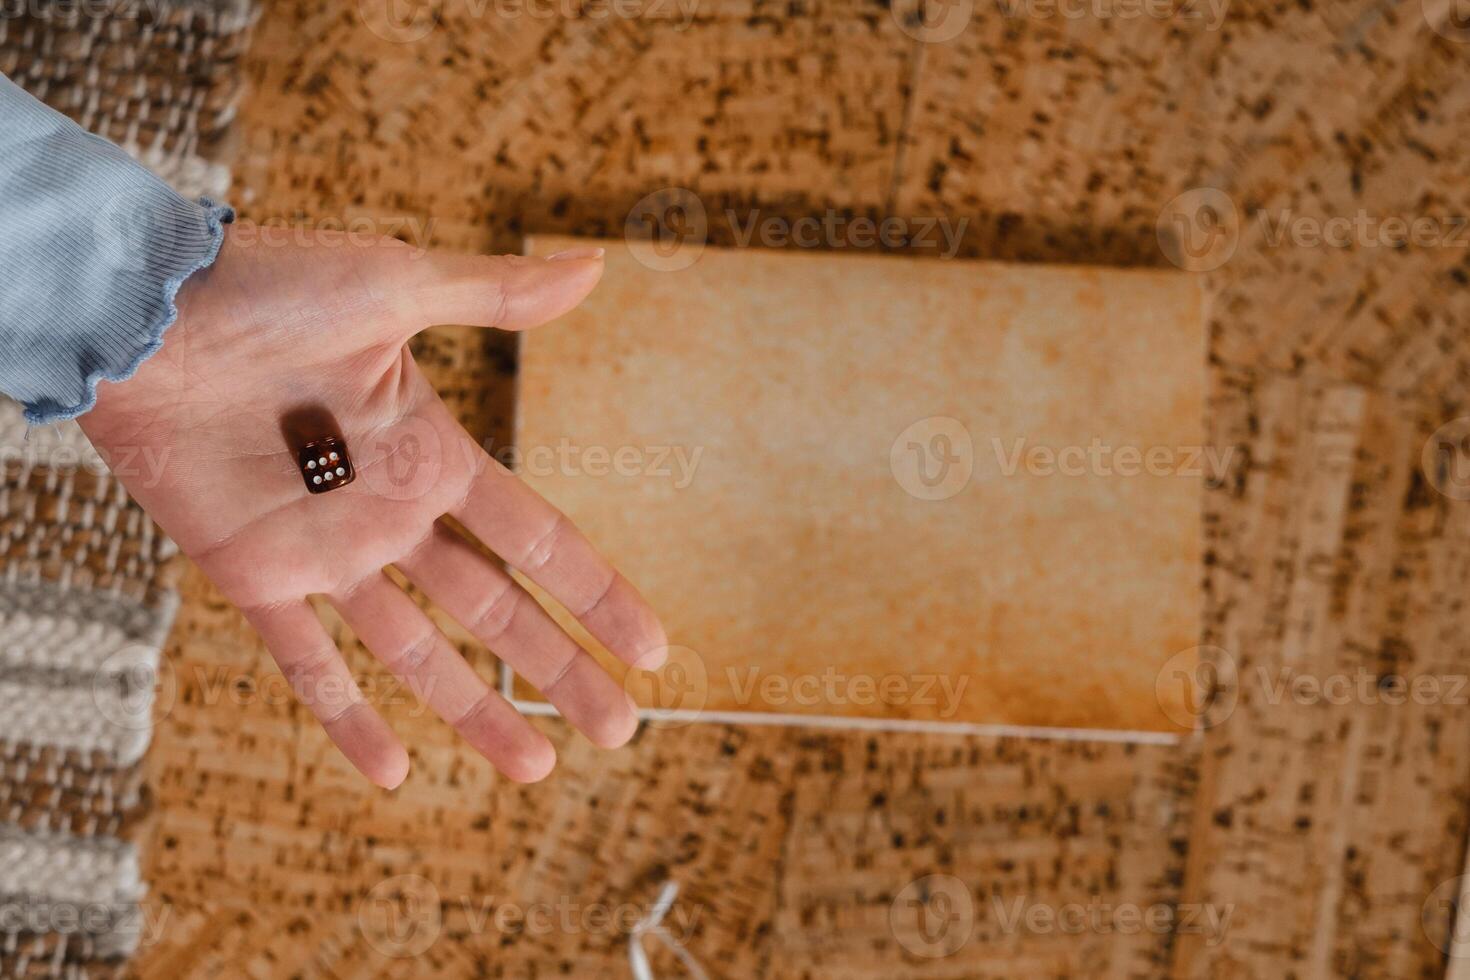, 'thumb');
401,246,605,332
